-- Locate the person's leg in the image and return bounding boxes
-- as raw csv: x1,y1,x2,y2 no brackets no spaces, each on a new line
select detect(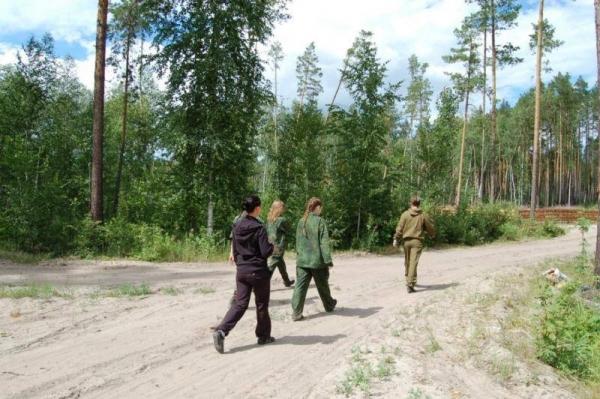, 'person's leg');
403,241,411,285
313,268,336,312
252,272,272,340
217,273,252,335
406,240,423,288
291,267,311,319
275,257,293,286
